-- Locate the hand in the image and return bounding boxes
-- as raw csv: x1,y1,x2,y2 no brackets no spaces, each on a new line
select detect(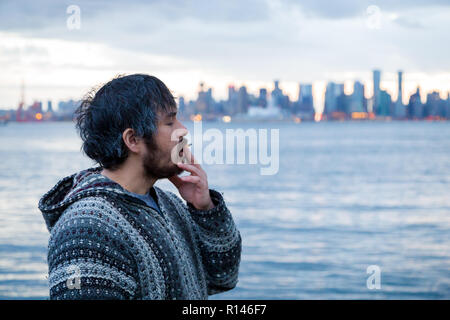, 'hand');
168,146,214,211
